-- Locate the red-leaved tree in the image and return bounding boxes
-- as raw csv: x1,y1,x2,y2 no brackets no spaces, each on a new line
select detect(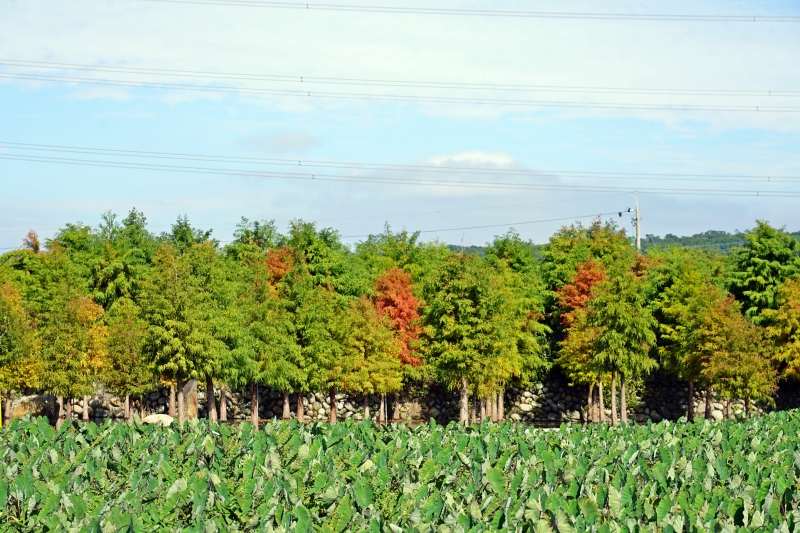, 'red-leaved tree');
556,258,608,423
374,267,423,368
557,258,607,327
265,247,295,283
